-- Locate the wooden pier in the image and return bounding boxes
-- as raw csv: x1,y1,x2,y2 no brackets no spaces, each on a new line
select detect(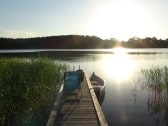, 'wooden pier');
46,74,108,126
